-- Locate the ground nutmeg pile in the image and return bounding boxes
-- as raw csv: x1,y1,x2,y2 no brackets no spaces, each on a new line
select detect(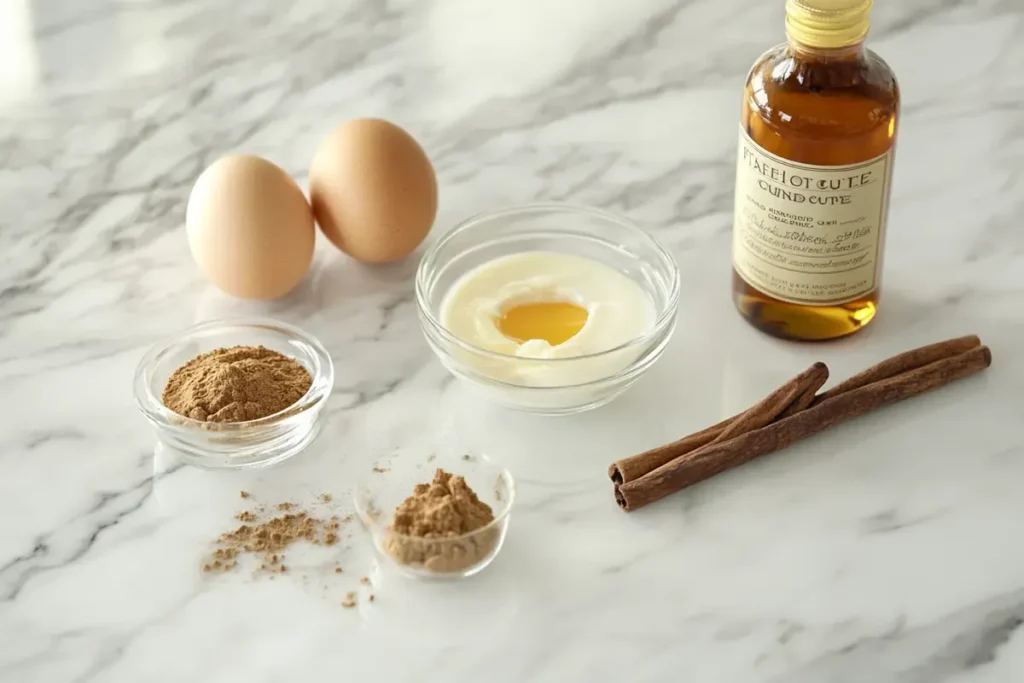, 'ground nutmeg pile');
162,345,311,422
384,468,497,573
